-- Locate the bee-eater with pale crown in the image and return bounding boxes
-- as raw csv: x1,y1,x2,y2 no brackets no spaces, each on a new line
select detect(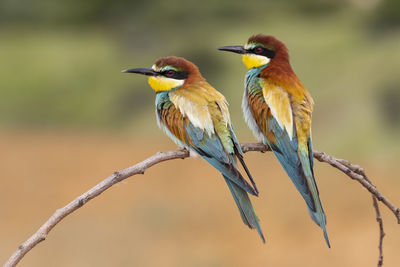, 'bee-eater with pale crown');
123,56,265,242
219,34,330,247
